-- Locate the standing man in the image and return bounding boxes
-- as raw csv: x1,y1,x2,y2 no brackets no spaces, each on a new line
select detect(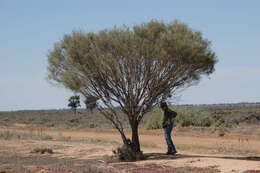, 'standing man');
160,102,178,155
